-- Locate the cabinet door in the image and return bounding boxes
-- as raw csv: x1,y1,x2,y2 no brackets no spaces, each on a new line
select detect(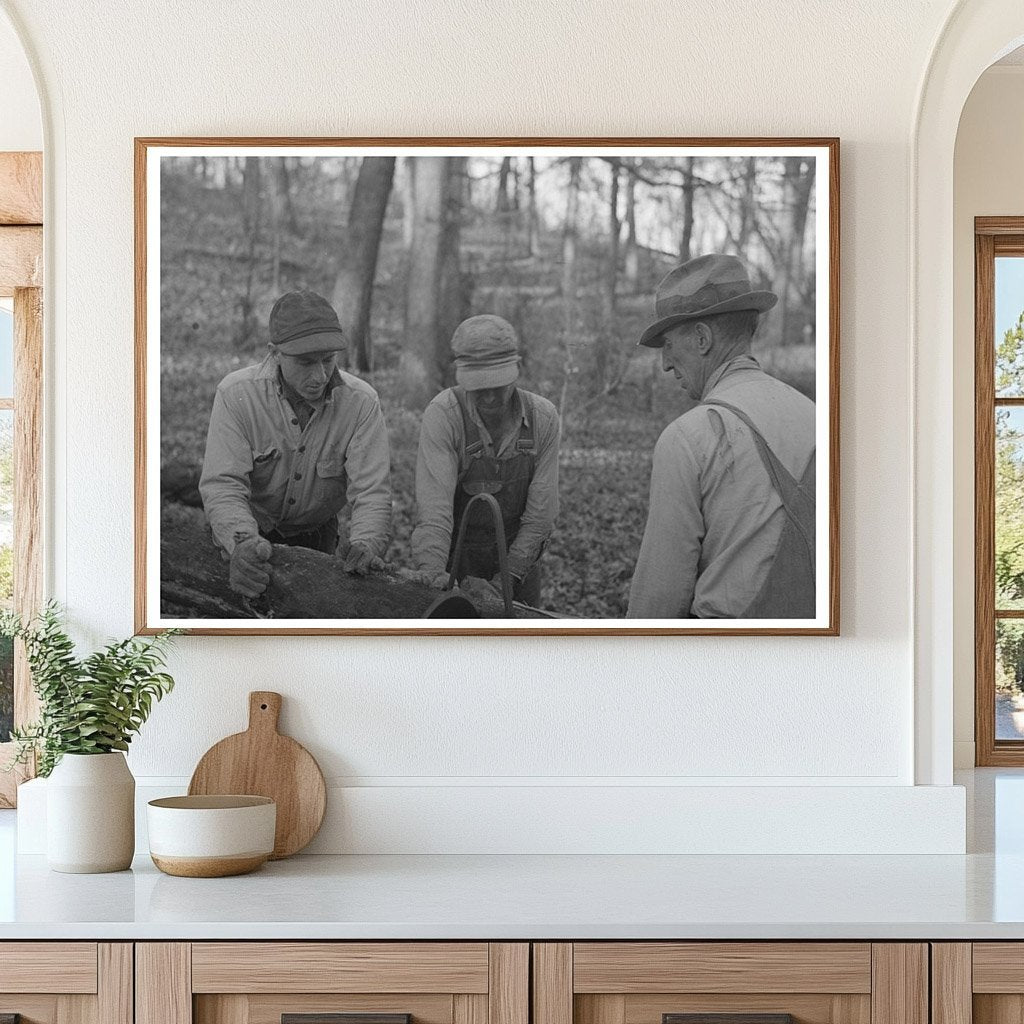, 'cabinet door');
0,943,131,1024
944,942,1024,1024
533,944,927,1024
137,943,528,1024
